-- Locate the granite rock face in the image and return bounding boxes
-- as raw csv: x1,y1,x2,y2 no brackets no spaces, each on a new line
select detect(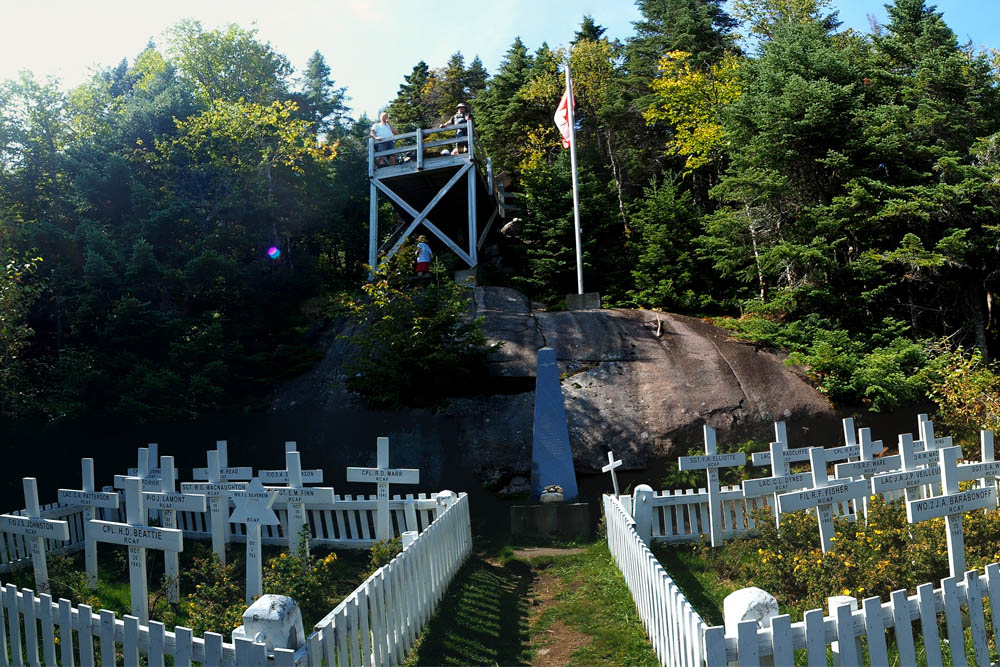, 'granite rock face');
272,286,836,488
